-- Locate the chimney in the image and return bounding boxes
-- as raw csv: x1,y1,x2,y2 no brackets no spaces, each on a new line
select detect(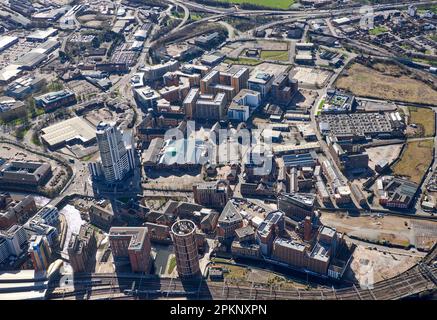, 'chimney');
304,216,312,241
